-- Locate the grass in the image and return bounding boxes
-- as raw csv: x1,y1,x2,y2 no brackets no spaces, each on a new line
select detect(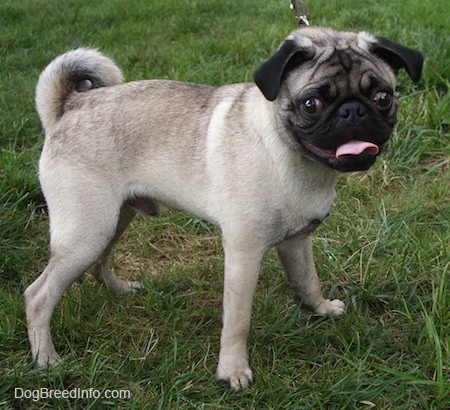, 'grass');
0,0,449,408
